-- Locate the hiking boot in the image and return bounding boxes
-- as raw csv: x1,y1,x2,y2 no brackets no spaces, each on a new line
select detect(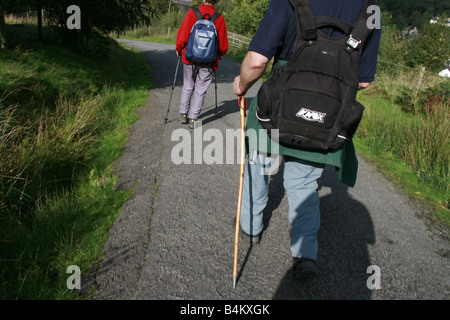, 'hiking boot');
292,257,317,280
189,118,198,129
180,113,188,124
233,218,261,245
